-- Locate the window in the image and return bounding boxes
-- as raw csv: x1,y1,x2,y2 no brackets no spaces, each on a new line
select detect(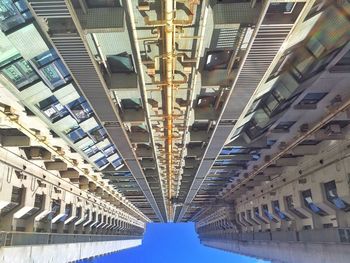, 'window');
324,181,350,212
33,49,59,67
68,97,93,121
297,92,327,106
95,157,109,168
83,144,100,157
40,59,71,89
103,145,117,157
112,158,123,168
240,212,252,226
273,121,296,132
121,98,141,110
0,0,32,33
38,96,68,122
254,207,267,224
66,127,85,142
197,96,216,108
11,186,23,203
268,2,295,14
2,59,39,88
272,200,290,221
85,0,120,8
262,204,278,223
48,199,60,220
300,139,321,146
301,189,328,216
76,207,82,218
89,126,107,143
285,195,308,219
107,53,134,73
204,50,233,71
34,194,44,209
220,146,251,155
